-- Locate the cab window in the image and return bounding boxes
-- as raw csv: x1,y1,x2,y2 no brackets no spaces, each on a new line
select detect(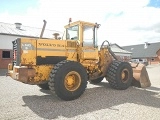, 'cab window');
83,25,94,47
66,25,79,40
